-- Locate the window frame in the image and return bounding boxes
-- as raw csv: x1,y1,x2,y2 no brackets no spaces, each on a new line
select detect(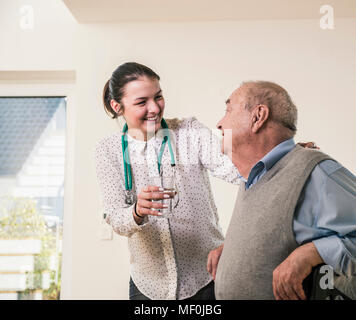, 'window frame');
0,76,76,300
